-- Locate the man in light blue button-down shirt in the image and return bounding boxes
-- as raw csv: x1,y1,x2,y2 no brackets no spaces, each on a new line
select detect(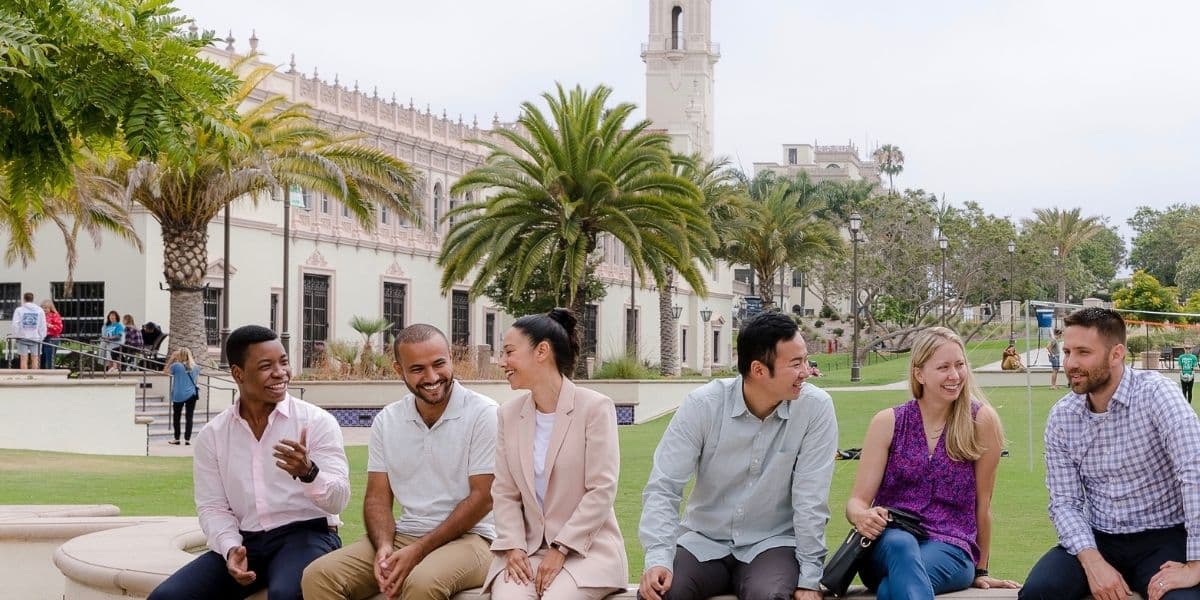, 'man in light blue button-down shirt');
638,312,838,600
